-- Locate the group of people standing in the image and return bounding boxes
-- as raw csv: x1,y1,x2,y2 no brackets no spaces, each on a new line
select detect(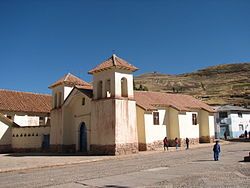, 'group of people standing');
163,137,189,151
163,136,222,161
